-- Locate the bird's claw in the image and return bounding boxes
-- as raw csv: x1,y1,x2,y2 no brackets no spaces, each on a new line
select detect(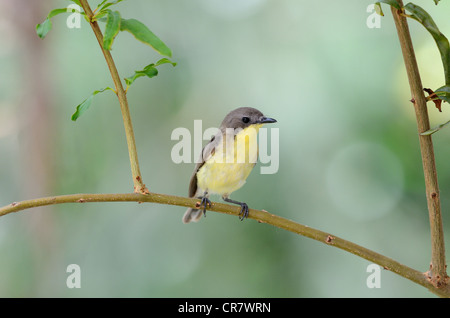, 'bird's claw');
200,196,212,217
238,203,249,221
